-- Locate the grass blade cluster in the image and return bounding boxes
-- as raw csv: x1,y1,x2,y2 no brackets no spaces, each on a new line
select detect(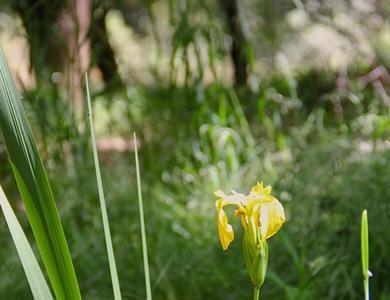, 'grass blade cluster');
0,184,53,300
134,133,152,300
0,50,81,300
85,74,122,300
